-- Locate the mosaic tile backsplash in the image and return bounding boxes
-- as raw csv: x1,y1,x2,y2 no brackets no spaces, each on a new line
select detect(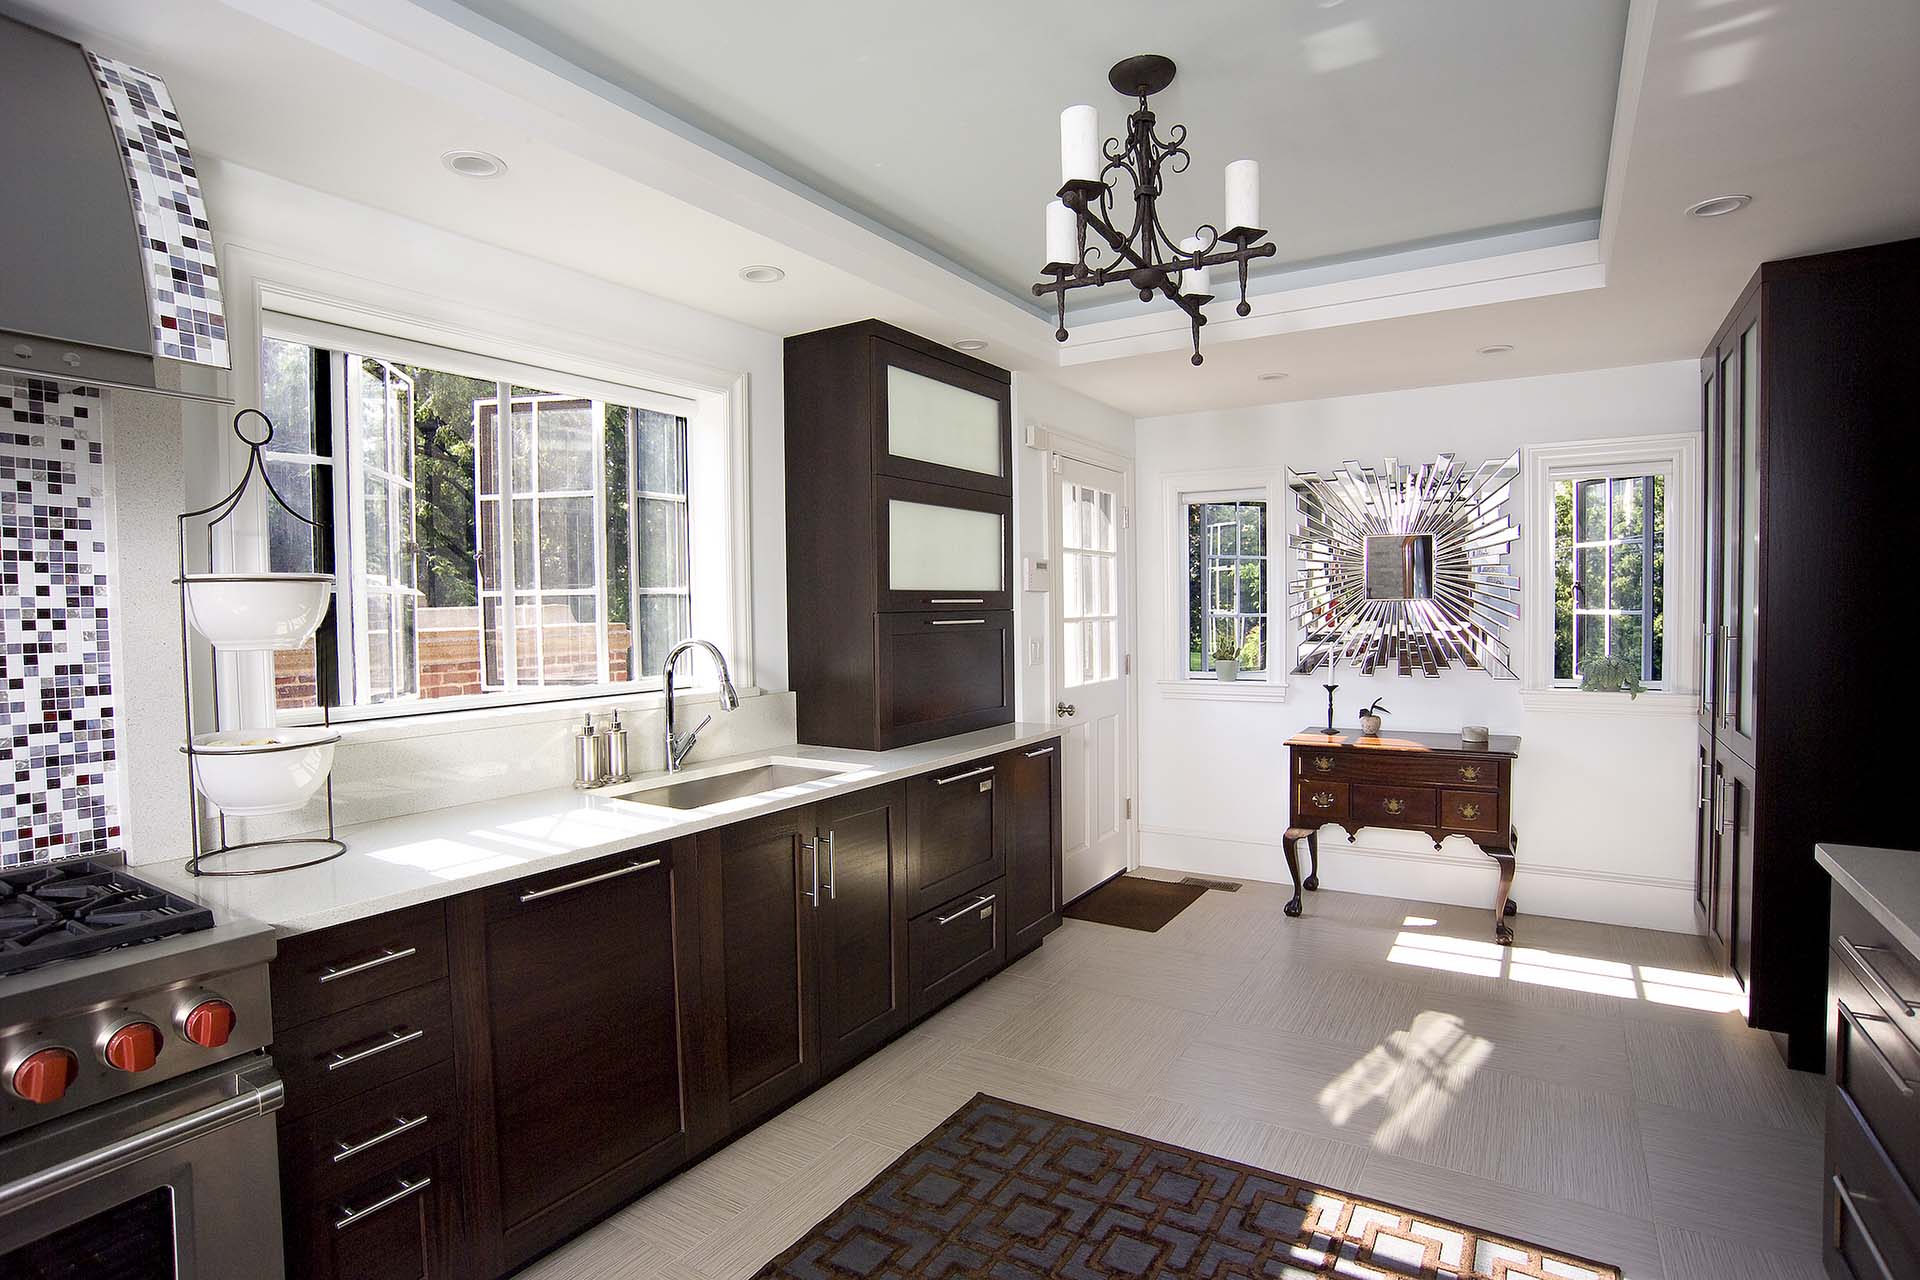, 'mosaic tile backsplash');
0,379,119,866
